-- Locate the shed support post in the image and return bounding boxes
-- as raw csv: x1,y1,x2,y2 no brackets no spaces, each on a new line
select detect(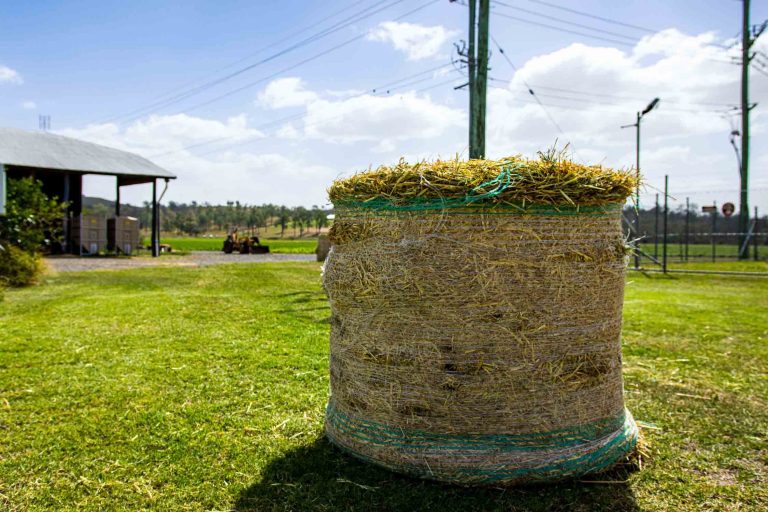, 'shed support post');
0,164,6,216
151,179,159,257
115,179,121,217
